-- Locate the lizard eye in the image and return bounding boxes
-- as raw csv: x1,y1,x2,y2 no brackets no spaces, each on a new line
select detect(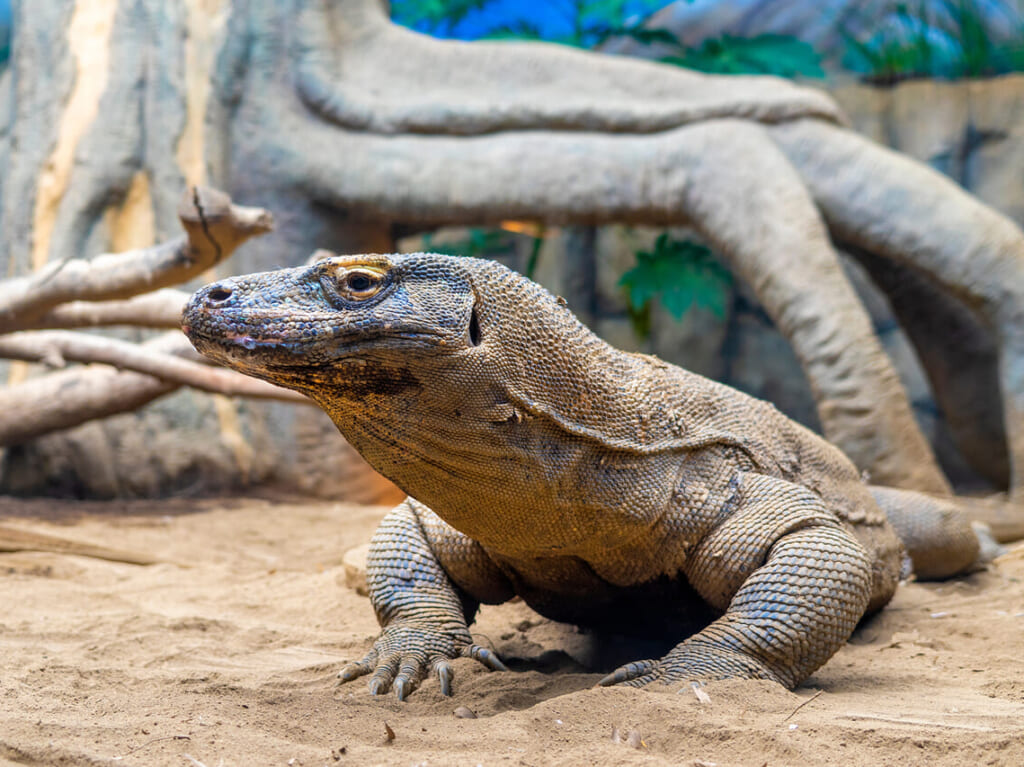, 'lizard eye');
335,268,384,300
